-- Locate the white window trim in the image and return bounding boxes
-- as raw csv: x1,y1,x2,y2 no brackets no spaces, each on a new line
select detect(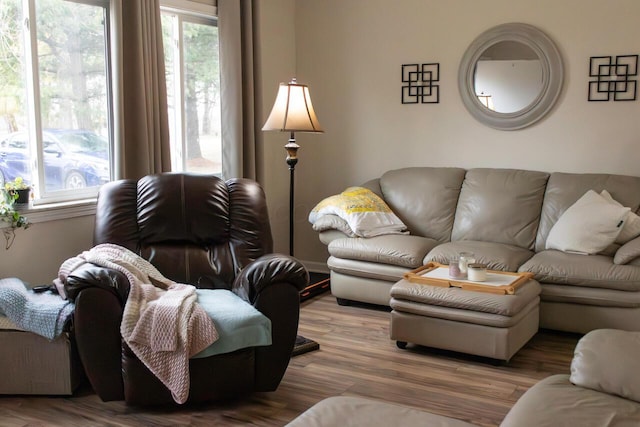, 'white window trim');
12,0,115,208
160,4,219,173
0,199,96,228
161,0,216,19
